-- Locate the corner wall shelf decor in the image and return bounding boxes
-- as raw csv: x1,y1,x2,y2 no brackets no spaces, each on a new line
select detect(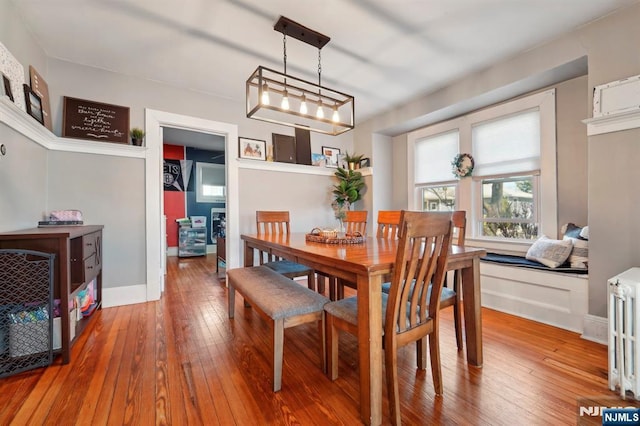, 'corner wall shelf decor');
246,16,355,136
